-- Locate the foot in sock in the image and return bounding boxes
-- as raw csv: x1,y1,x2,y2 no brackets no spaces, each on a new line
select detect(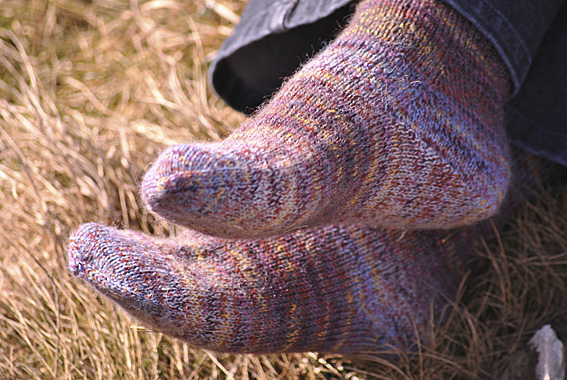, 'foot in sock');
69,147,553,354
68,222,473,354
141,0,511,239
